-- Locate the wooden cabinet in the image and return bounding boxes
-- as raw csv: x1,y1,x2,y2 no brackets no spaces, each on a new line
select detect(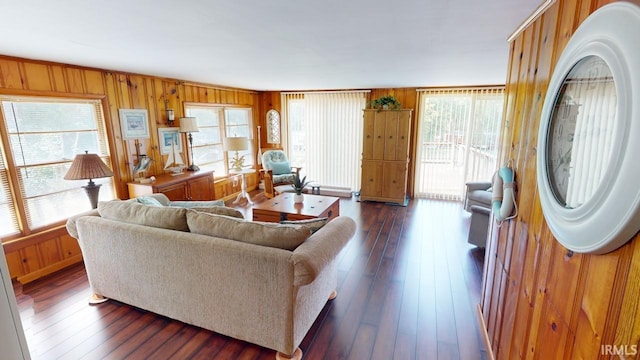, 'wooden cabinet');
360,109,412,205
127,171,215,201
